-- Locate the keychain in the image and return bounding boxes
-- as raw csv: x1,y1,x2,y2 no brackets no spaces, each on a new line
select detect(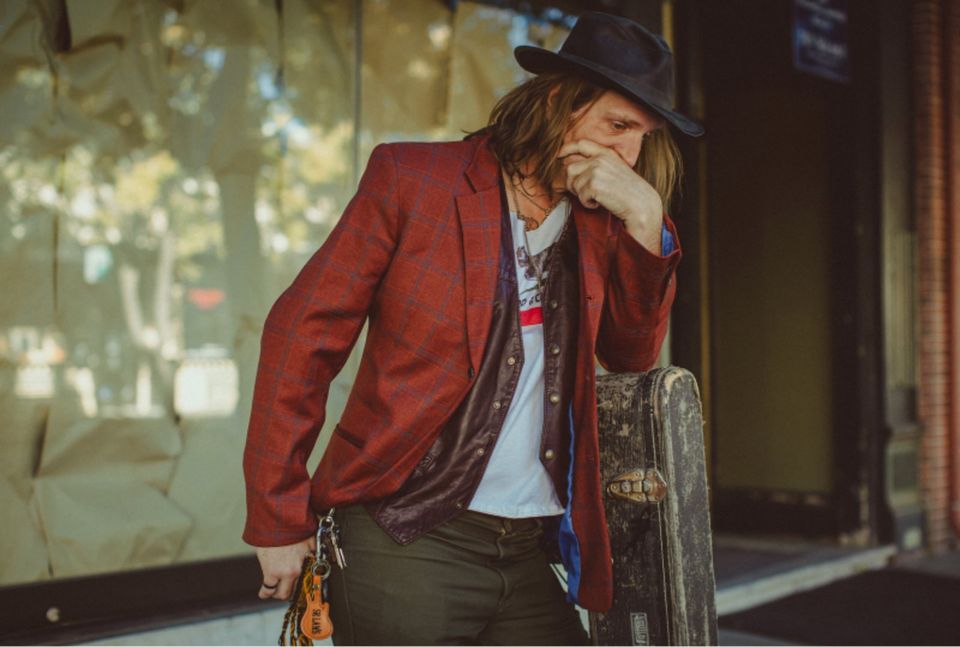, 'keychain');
278,509,346,646
299,557,333,640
